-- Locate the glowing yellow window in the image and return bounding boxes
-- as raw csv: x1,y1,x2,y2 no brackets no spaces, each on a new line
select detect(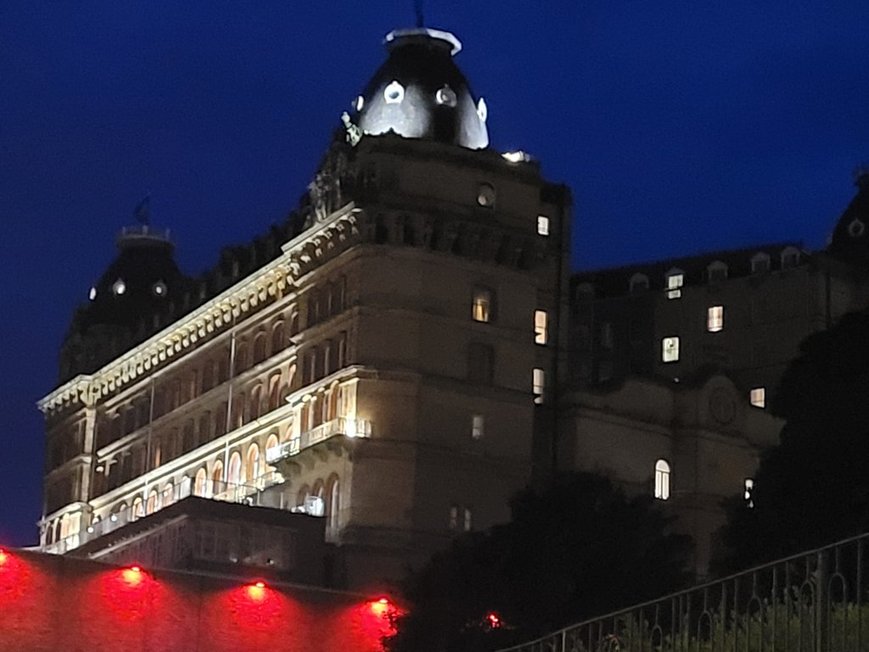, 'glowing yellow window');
472,289,493,322
534,310,548,344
